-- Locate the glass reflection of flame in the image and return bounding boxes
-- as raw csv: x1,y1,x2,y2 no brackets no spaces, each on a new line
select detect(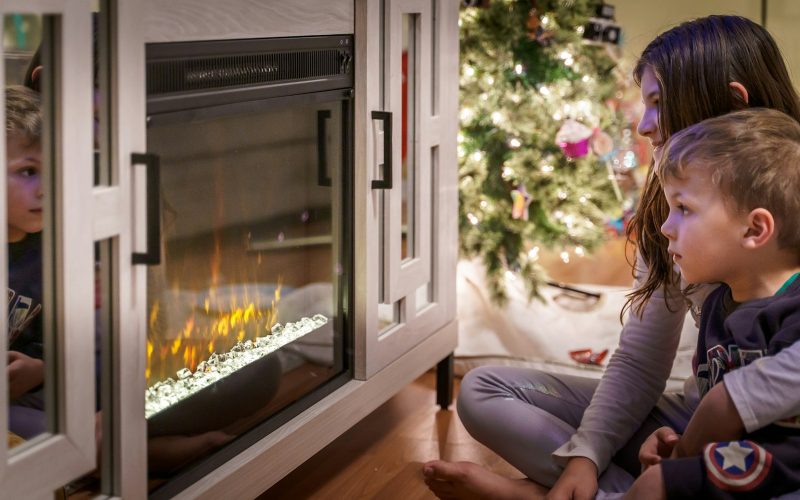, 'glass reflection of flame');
146,281,282,385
